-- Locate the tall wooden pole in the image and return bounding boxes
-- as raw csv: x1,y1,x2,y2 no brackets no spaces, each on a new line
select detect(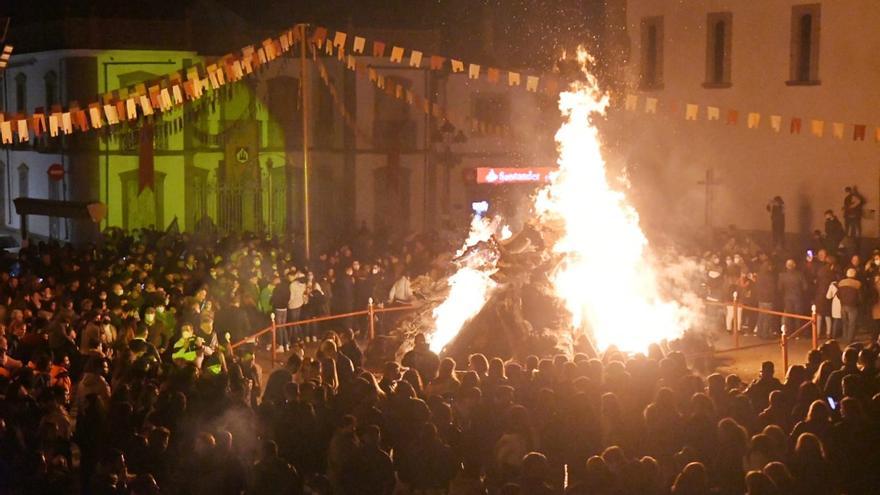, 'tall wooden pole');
299,23,312,260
